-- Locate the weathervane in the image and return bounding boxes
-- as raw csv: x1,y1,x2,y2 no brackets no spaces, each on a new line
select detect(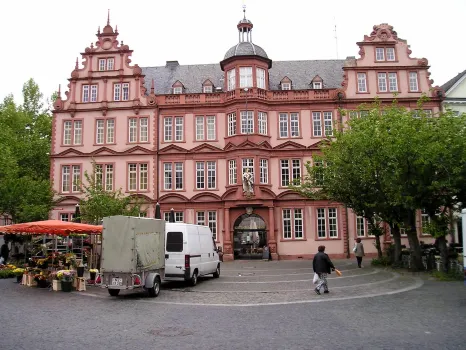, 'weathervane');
242,1,246,19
